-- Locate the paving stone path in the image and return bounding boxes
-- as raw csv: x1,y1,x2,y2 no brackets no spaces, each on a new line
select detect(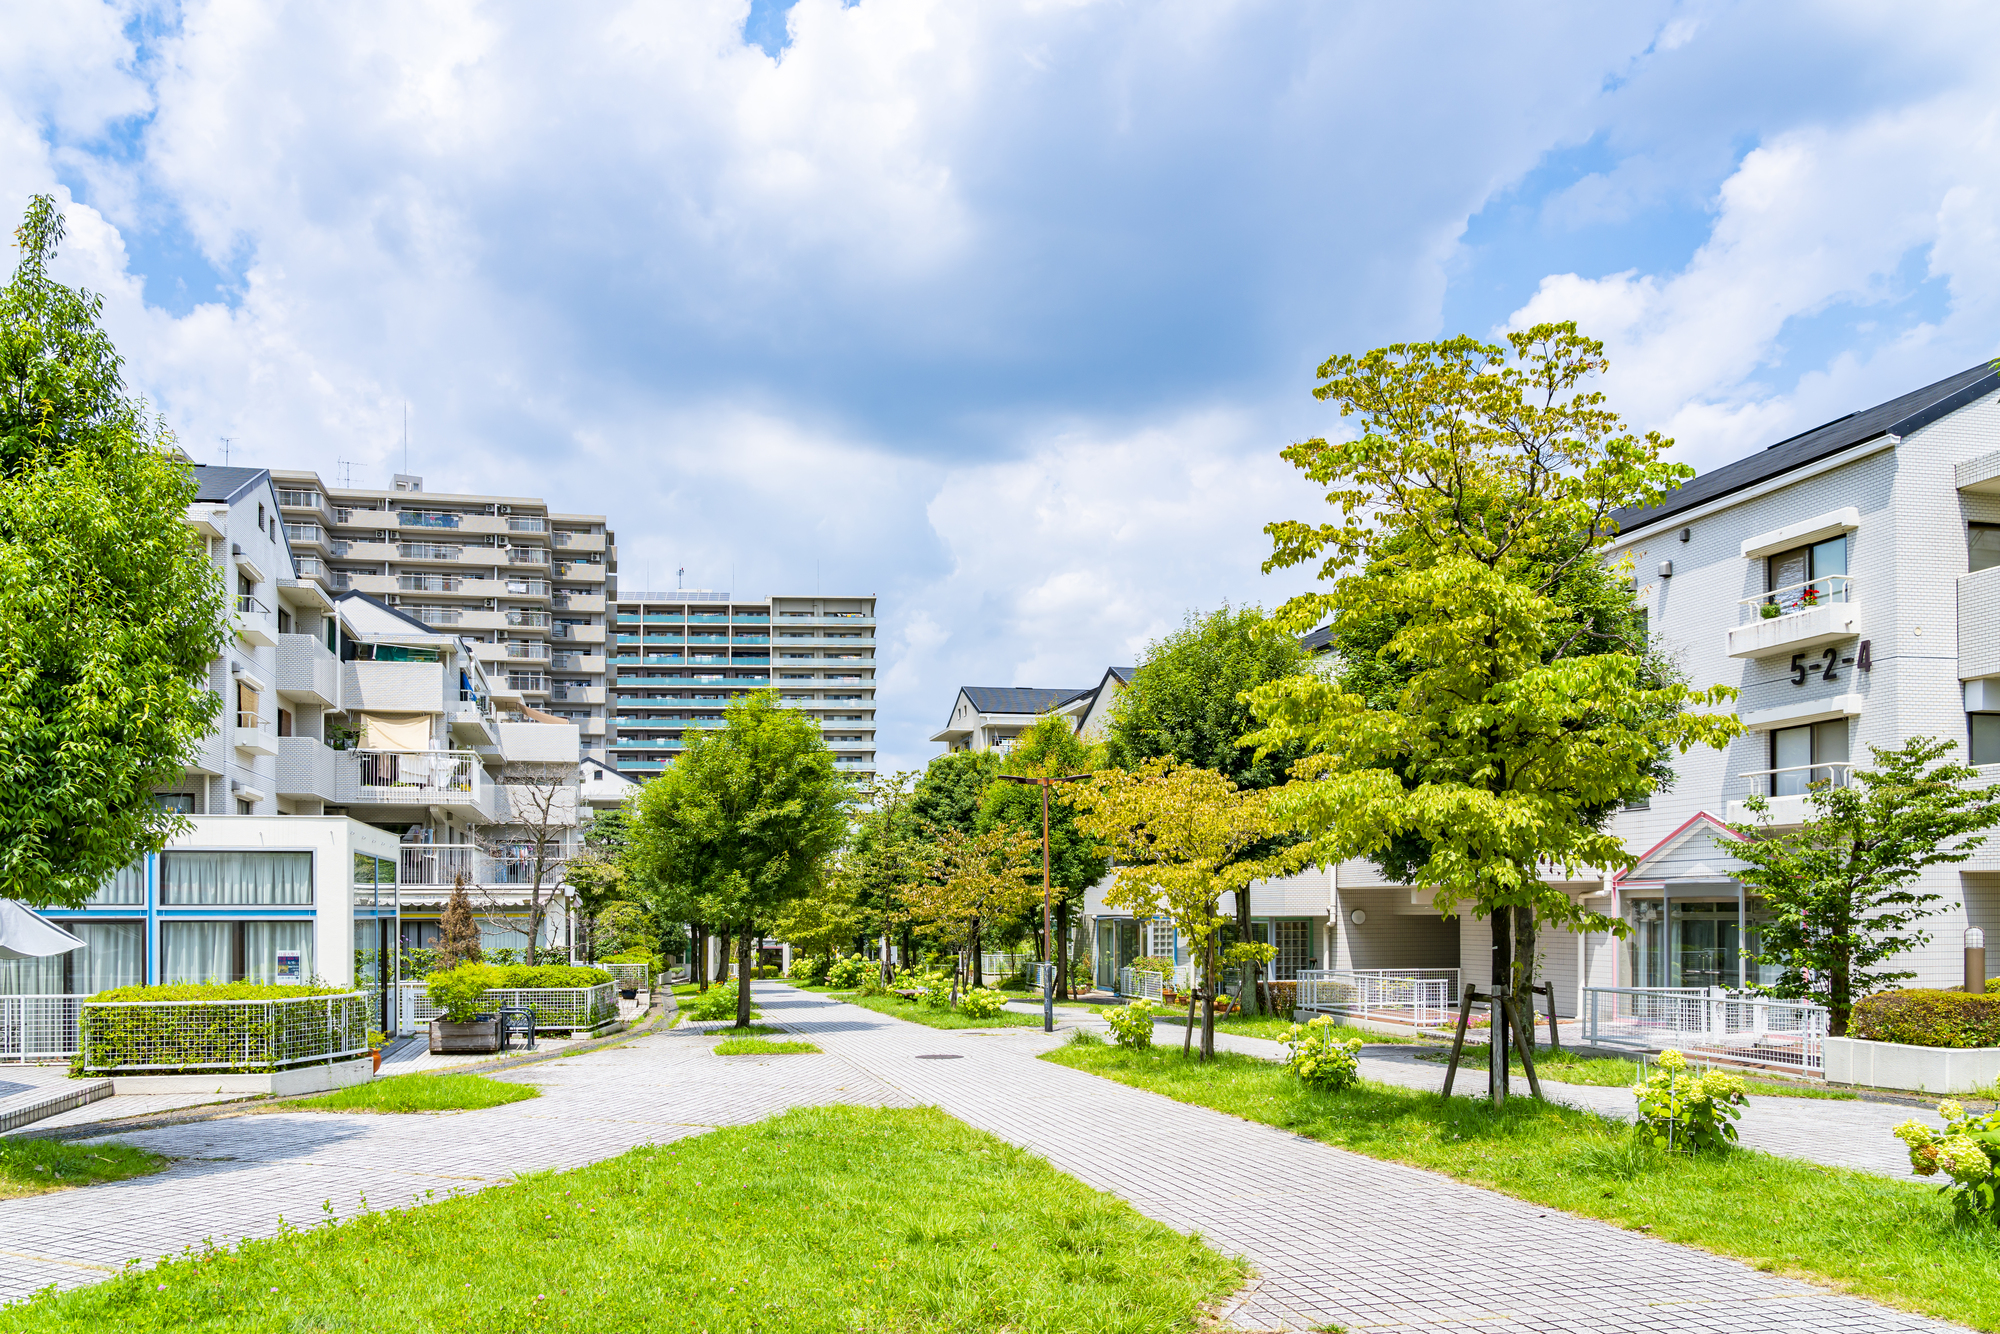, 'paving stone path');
0,982,1972,1332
